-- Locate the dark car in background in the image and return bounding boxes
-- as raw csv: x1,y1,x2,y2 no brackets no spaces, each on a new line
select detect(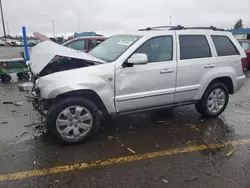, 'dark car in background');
62,36,107,52
238,39,250,69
